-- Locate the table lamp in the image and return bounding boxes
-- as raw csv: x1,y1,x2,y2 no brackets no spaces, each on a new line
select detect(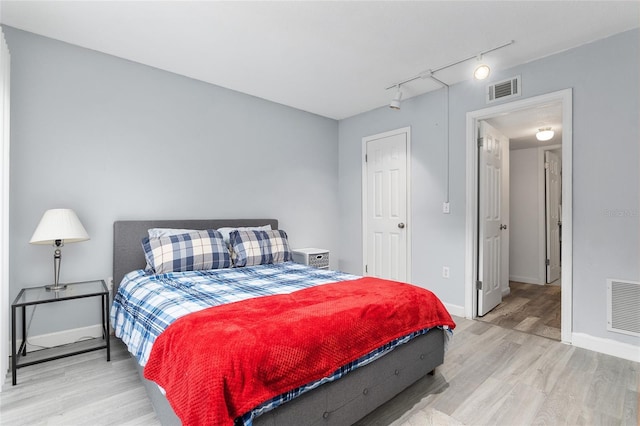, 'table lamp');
30,208,90,291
